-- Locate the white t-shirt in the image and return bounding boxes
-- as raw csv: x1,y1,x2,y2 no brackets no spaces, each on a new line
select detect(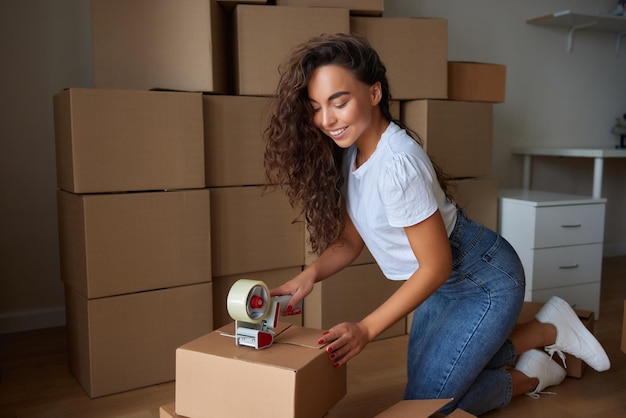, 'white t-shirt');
343,122,457,281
